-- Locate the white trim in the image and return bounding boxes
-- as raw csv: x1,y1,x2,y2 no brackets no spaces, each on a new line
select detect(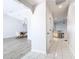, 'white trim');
3,36,17,39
